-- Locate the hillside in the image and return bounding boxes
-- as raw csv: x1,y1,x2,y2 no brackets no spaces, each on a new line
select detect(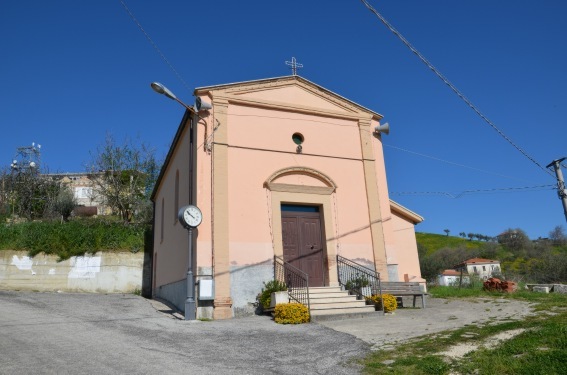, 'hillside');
416,231,567,284
416,232,486,256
